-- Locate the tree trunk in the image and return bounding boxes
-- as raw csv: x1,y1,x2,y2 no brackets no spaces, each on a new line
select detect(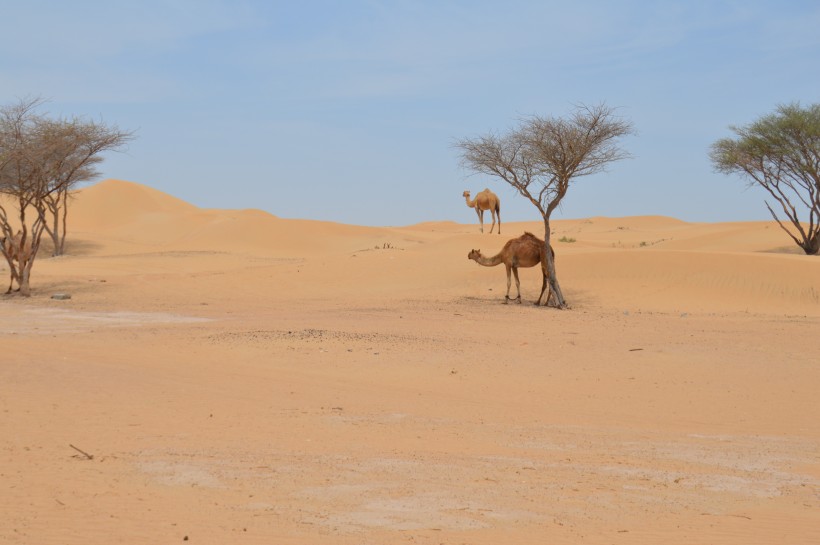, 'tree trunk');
802,233,820,255
13,210,46,297
18,264,31,296
49,213,61,256
43,194,65,256
765,201,820,256
542,219,567,308
58,193,68,256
